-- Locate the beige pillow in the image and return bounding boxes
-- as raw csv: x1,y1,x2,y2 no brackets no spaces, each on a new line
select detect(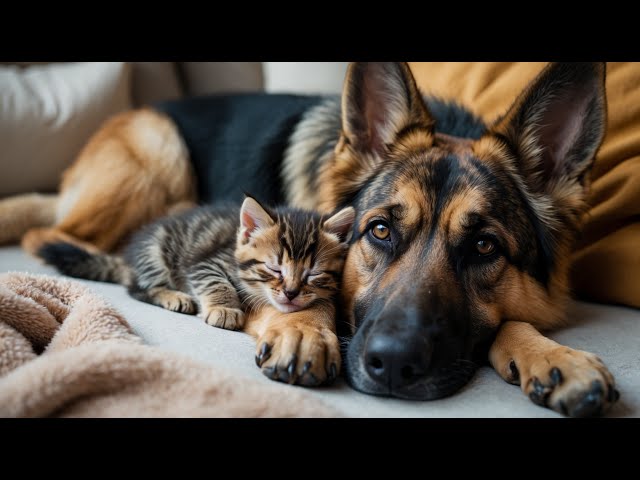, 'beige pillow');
0,62,132,196
130,62,183,105
178,62,264,95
